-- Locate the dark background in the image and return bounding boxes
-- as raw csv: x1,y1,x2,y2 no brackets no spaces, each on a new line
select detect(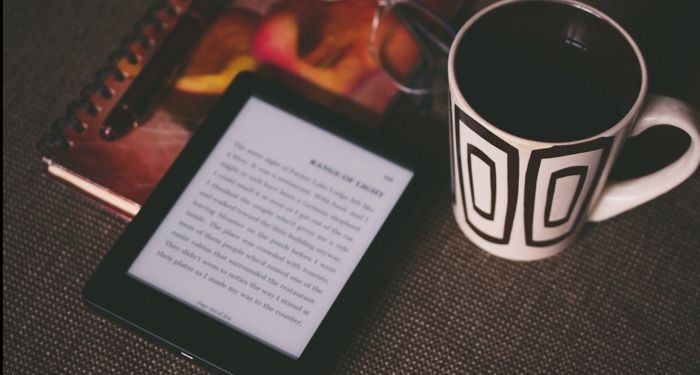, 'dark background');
4,0,699,373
